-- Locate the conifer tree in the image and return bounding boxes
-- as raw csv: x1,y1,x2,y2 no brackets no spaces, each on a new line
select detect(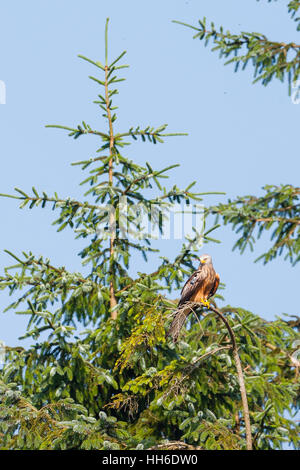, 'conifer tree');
0,16,299,450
